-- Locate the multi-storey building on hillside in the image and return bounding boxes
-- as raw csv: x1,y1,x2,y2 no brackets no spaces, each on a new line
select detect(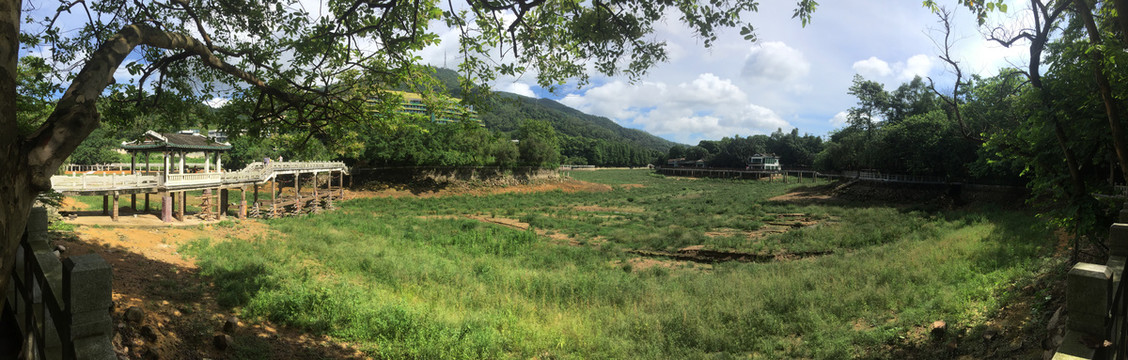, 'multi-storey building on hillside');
386,91,482,126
